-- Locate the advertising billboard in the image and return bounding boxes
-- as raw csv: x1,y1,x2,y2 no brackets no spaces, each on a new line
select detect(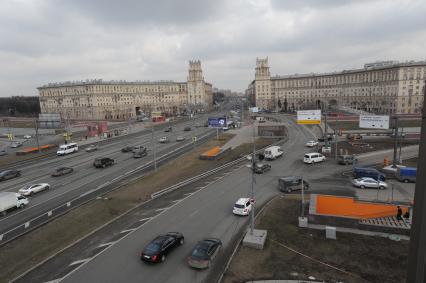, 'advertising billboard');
359,115,390,129
208,117,227,128
297,110,321,124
